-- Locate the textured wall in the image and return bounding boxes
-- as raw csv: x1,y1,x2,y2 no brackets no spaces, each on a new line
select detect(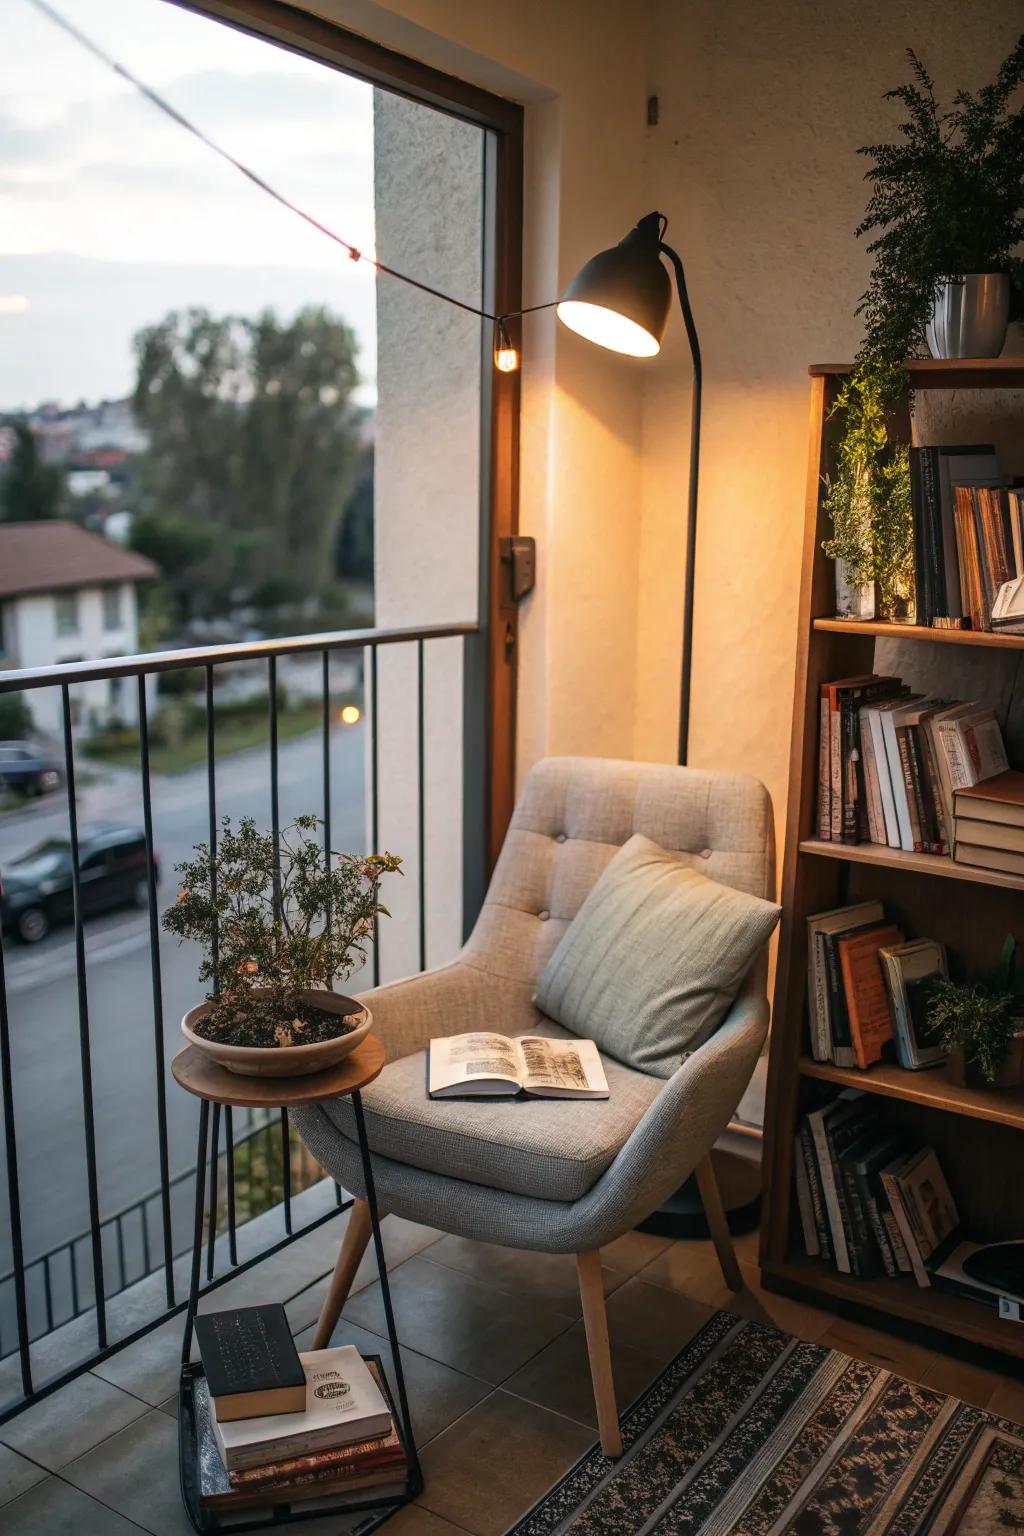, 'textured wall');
639,0,1024,868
